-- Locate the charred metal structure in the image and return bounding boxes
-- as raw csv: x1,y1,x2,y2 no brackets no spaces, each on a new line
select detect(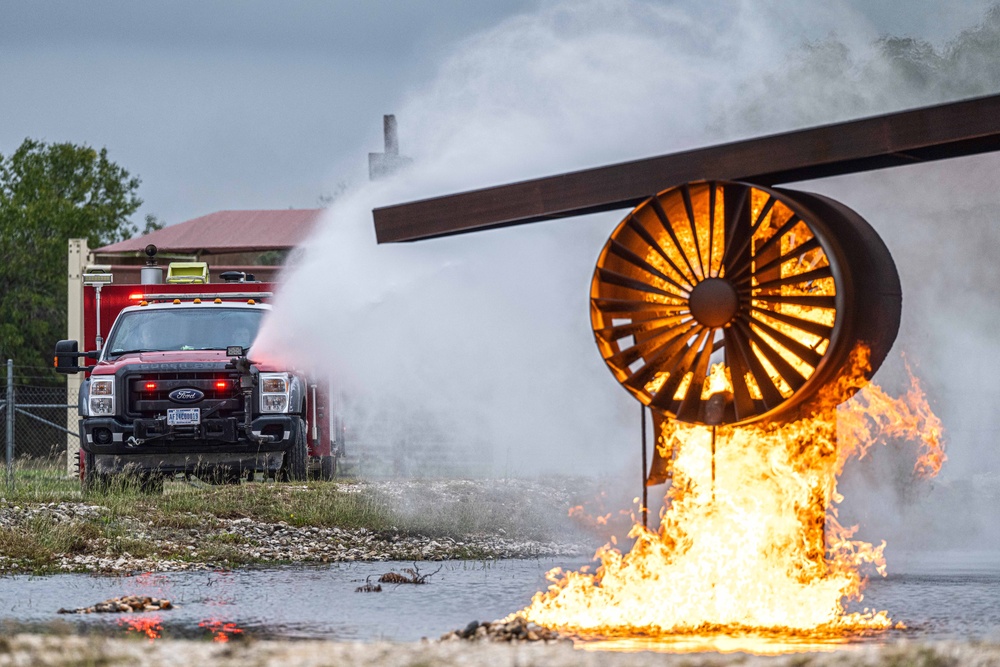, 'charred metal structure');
373,94,1000,242
371,93,1000,485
